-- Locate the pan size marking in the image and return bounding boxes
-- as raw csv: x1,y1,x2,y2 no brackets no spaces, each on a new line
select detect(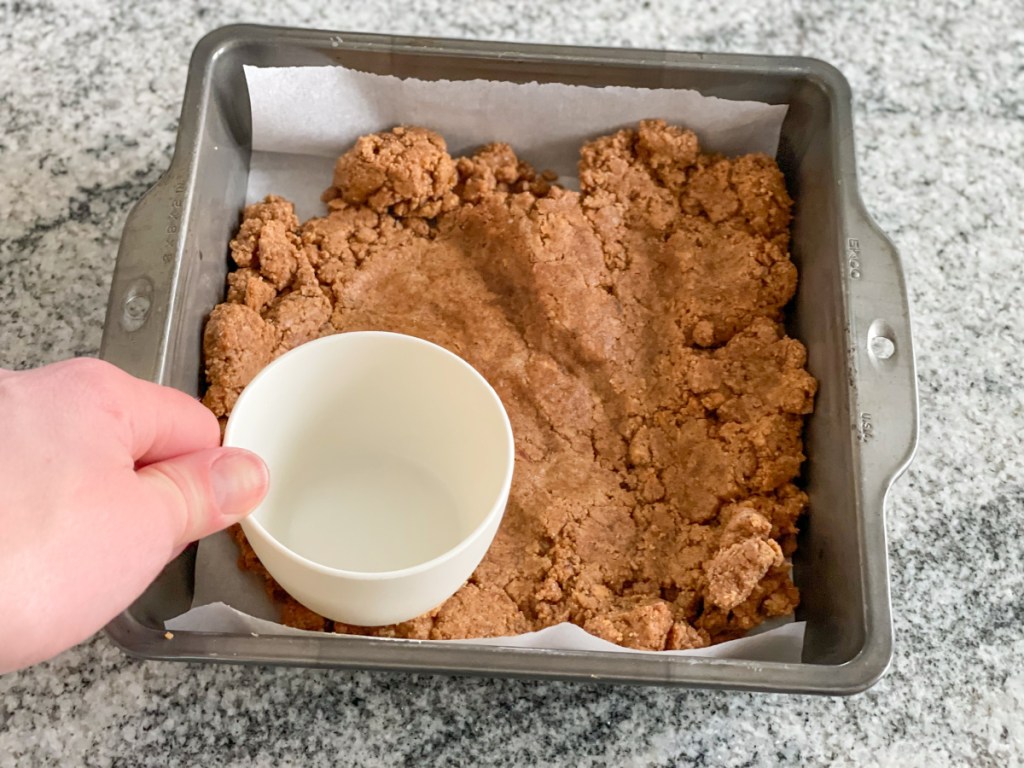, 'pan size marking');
847,237,862,280
162,177,187,264
858,411,874,443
